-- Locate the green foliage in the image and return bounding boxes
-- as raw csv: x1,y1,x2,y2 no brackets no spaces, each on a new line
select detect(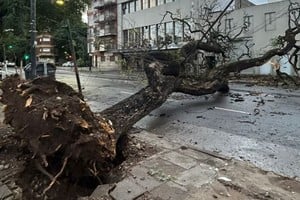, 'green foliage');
0,0,91,64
